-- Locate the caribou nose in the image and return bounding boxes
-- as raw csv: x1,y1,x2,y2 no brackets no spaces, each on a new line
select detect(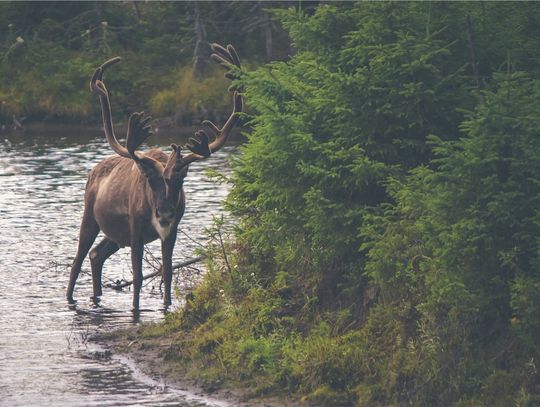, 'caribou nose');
159,219,170,227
